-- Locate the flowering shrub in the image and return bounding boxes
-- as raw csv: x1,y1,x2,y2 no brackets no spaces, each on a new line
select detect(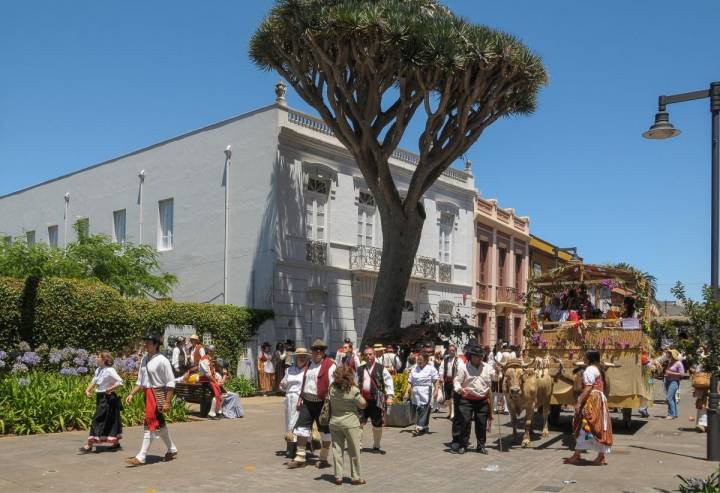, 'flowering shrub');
0,342,134,377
